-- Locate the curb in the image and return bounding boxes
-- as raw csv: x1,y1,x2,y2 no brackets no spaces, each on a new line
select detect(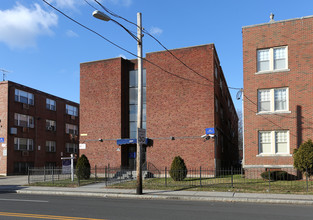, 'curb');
9,190,313,205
